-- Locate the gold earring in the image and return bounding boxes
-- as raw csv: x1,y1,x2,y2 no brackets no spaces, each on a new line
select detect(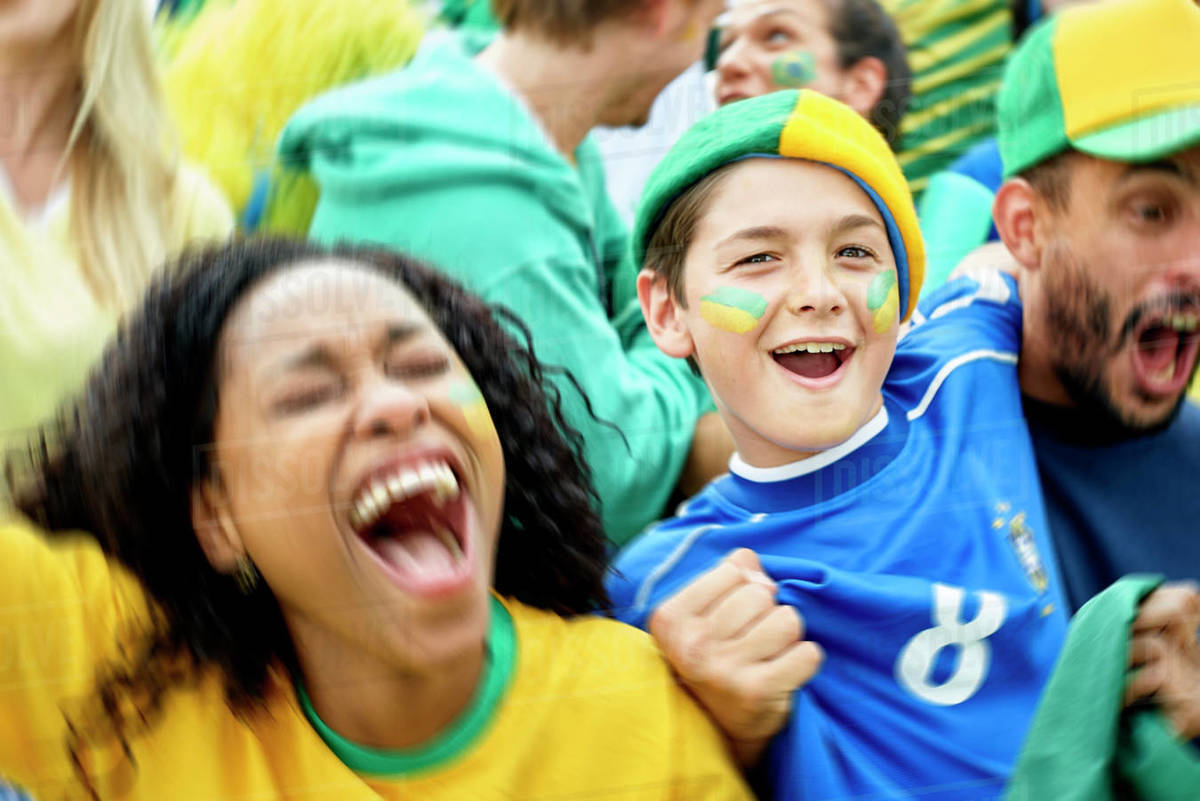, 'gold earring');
233,556,260,594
